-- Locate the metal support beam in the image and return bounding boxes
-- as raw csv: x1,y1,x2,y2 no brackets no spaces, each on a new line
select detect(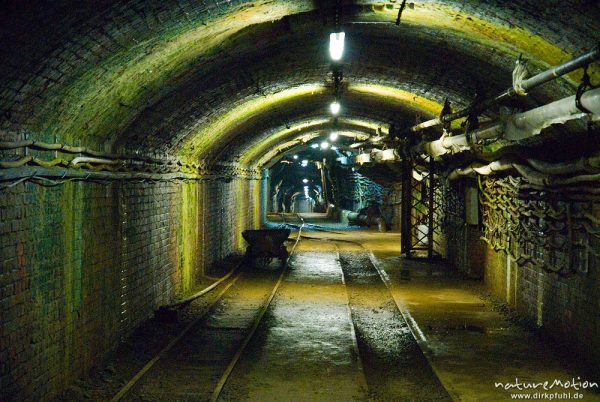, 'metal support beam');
400,158,442,259
427,159,435,259
400,157,413,258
